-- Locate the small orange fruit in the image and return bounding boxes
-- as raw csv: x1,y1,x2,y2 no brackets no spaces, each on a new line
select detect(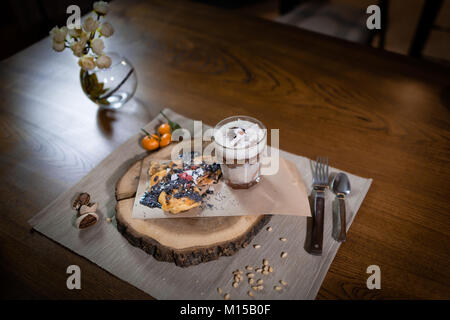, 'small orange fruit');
160,133,172,147
158,123,171,135
142,135,159,151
